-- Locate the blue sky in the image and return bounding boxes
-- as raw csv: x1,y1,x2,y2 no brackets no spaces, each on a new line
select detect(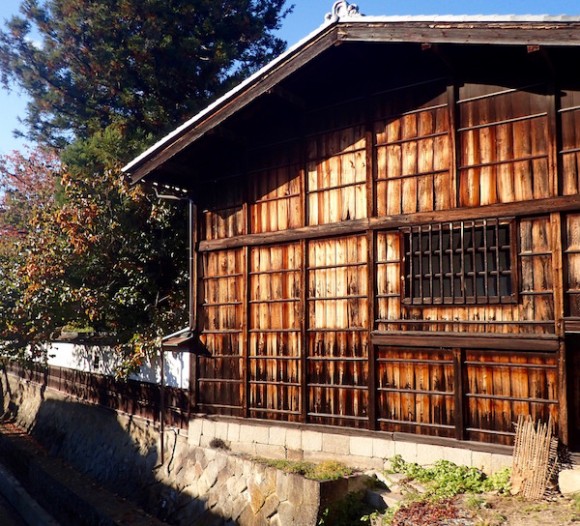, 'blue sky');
2,0,580,156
